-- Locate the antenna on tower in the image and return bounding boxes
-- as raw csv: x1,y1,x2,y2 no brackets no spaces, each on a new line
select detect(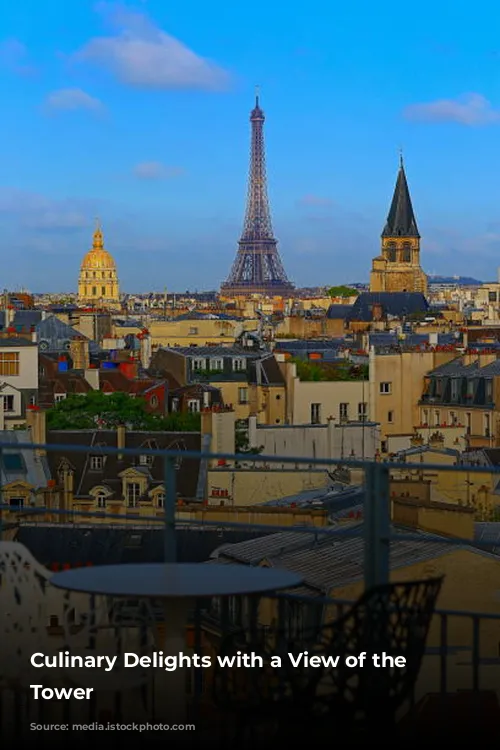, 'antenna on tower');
255,84,260,106
399,146,404,167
